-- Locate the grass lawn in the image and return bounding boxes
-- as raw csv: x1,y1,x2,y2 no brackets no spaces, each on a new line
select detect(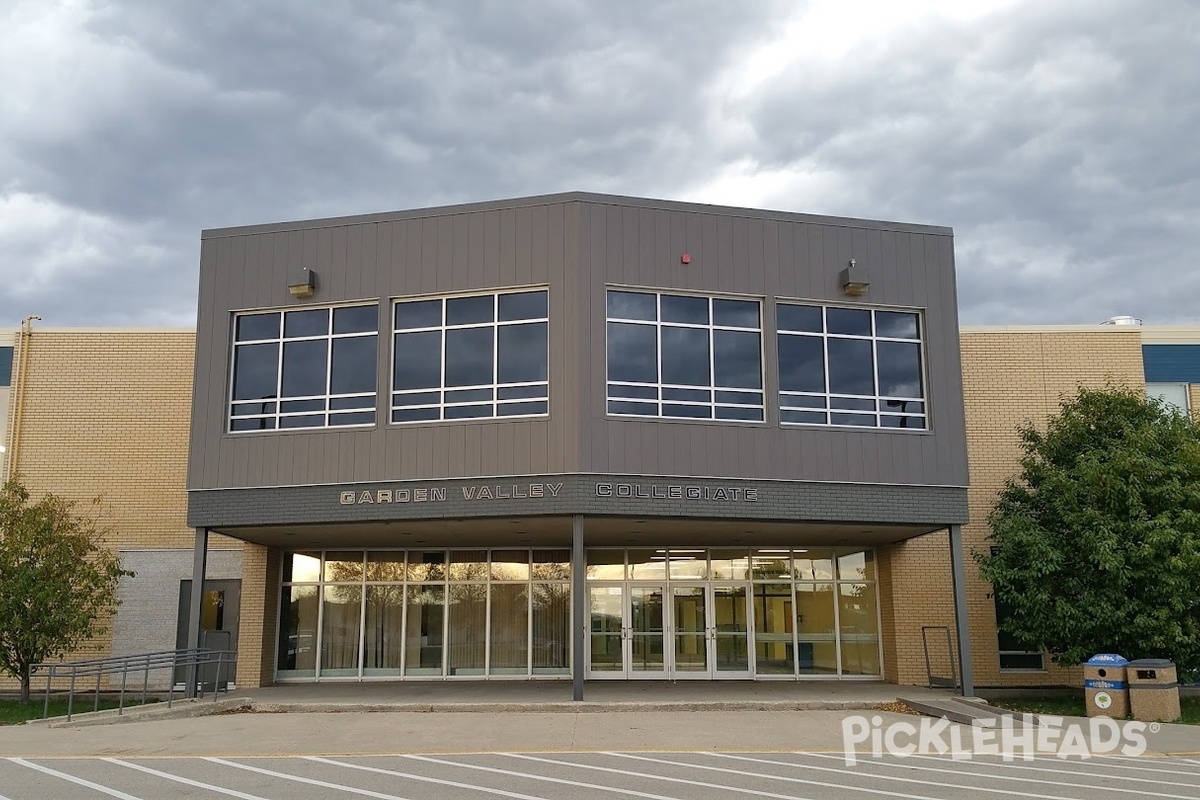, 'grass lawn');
989,694,1200,724
0,696,155,725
